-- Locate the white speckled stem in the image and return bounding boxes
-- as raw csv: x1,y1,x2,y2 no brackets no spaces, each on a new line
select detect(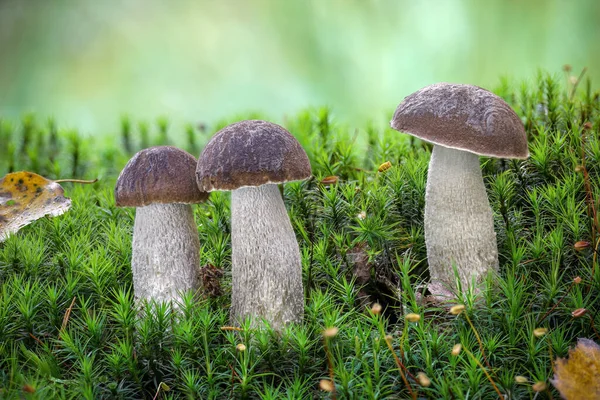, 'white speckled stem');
231,184,304,330
425,145,499,293
131,203,200,304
